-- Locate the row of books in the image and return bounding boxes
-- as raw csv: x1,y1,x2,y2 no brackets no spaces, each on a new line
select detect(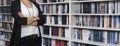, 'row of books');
51,27,69,38
42,38,97,46
42,38,68,46
0,6,11,13
72,1,120,14
73,42,97,46
0,31,11,46
72,28,82,40
0,0,12,46
43,26,50,35
72,15,120,28
41,4,69,14
72,28,120,44
71,0,115,1
0,15,13,21
0,31,11,41
46,15,69,25
43,26,69,38
39,0,68,3
0,0,11,6
1,23,13,30
0,16,13,30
